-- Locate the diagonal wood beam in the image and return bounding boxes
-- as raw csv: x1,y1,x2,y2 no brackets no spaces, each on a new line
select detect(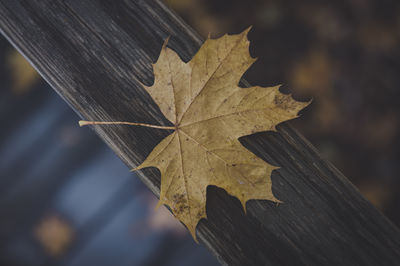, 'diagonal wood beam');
1,0,399,265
